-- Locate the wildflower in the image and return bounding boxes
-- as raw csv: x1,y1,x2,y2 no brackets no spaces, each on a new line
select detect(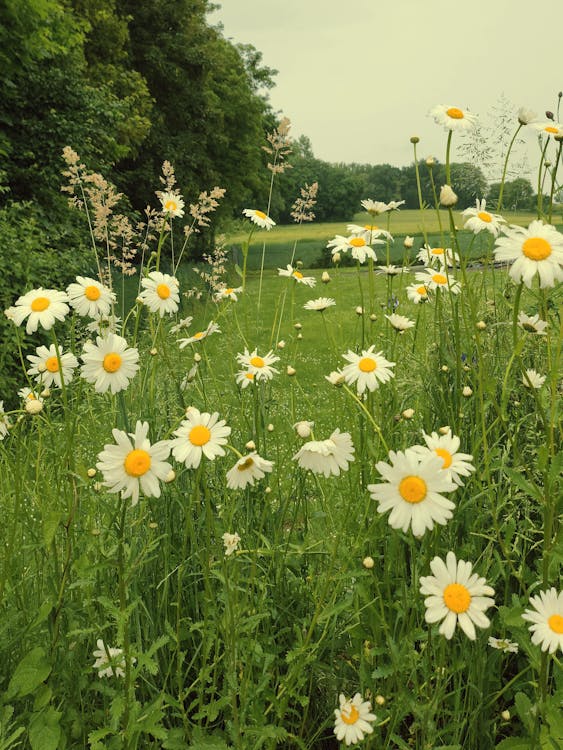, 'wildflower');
368,448,457,536
431,104,477,132
19,386,43,404
0,402,11,438
267,423,274,432
327,235,380,264
81,333,140,394
294,420,314,438
476,320,487,330
222,532,241,557
87,468,97,478
363,556,375,569
404,235,414,248
333,693,376,746
67,277,116,318
235,370,255,389
293,429,354,477
531,121,563,137
522,588,563,653
375,695,385,706
92,639,129,678
355,306,364,315
27,344,78,389
377,264,406,276
245,440,256,451
361,198,405,215
385,313,415,333
160,191,185,218
522,369,546,389
226,453,273,490
347,223,393,242
463,199,505,237
517,311,548,335
170,316,194,334
25,398,43,415
332,252,341,263
501,710,511,721
171,407,231,469
402,408,415,419
286,365,296,376
488,637,519,653
416,268,461,294
342,346,395,395
416,245,459,268
242,208,275,230
214,286,242,301
406,283,429,304
517,107,537,125
304,297,336,312
325,369,345,386
440,185,458,207
178,321,220,348
86,313,121,336
420,551,495,639
462,386,473,397
412,429,475,486
139,272,180,317
237,348,279,381
321,271,331,284
8,288,69,335
278,264,316,287
277,340,286,349
494,220,563,288
96,420,172,506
